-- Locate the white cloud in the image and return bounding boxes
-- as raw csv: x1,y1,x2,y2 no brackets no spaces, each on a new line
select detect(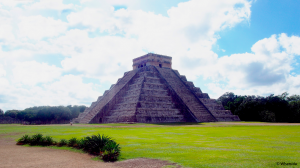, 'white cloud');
0,75,101,111
12,61,62,86
24,0,74,11
59,29,144,82
205,33,300,98
0,8,15,42
64,0,252,81
0,0,33,7
0,64,6,77
18,15,68,40
279,33,300,55
44,75,101,103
